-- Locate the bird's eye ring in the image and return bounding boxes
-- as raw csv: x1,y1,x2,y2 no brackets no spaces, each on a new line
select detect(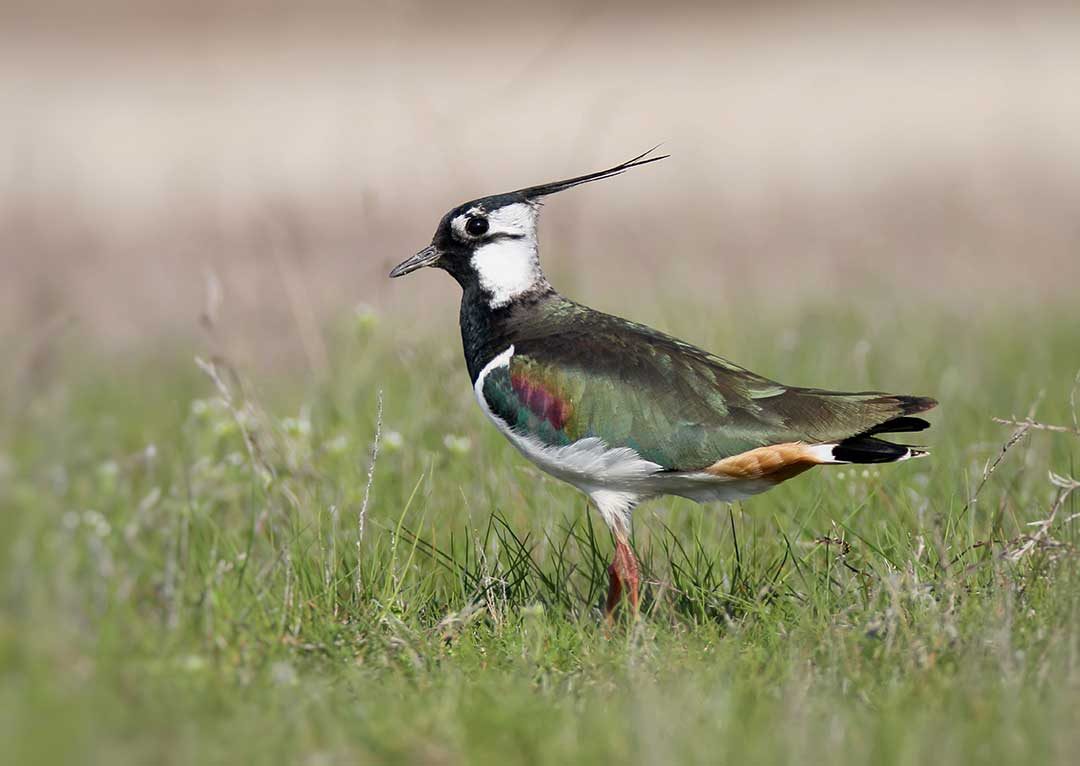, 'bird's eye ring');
465,216,489,237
